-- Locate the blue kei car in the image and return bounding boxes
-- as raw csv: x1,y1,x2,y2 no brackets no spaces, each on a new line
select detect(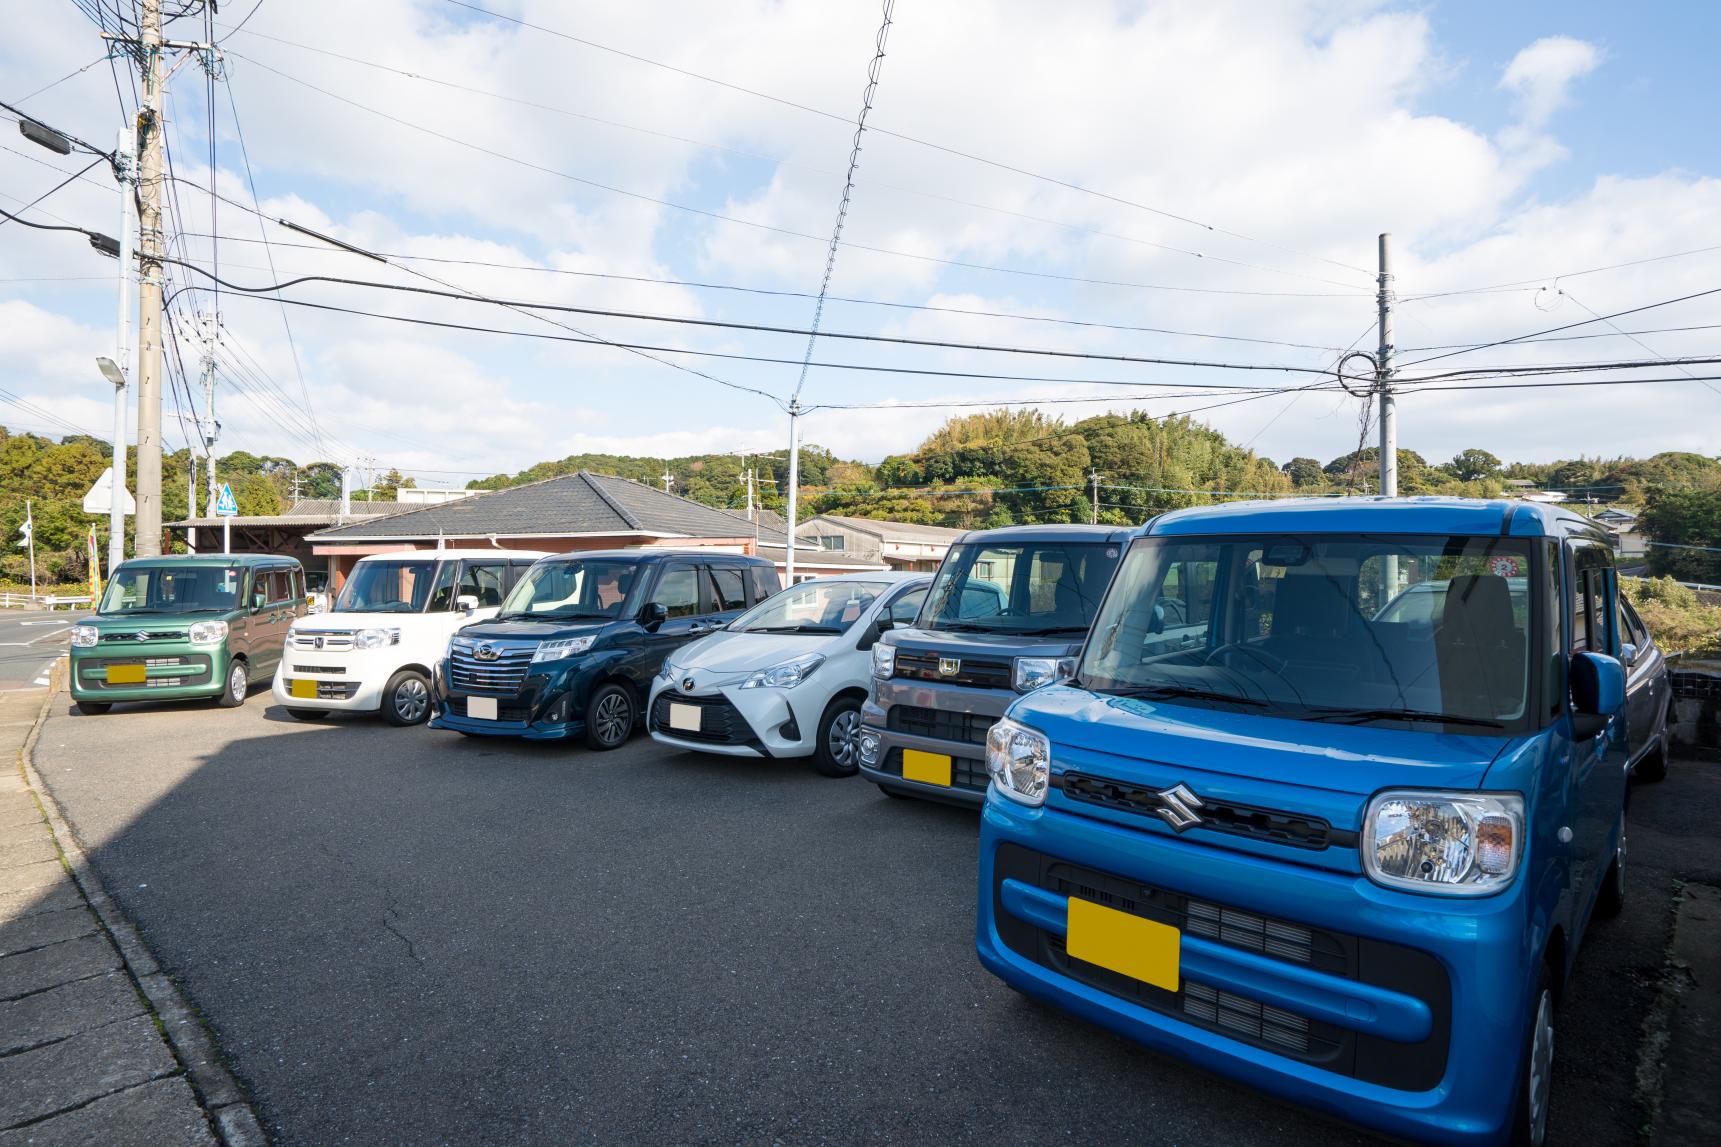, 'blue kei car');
977,497,1634,1146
